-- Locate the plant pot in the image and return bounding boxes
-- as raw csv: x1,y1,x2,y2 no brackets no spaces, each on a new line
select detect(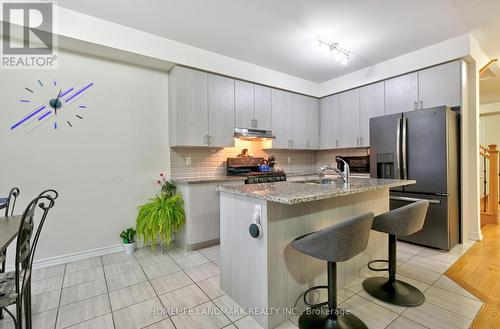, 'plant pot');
123,242,136,255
